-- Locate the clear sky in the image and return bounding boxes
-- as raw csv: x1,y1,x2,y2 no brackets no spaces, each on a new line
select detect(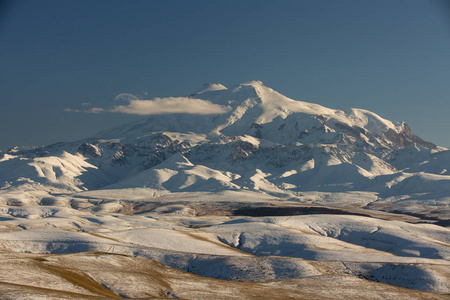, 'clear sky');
1,0,449,150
